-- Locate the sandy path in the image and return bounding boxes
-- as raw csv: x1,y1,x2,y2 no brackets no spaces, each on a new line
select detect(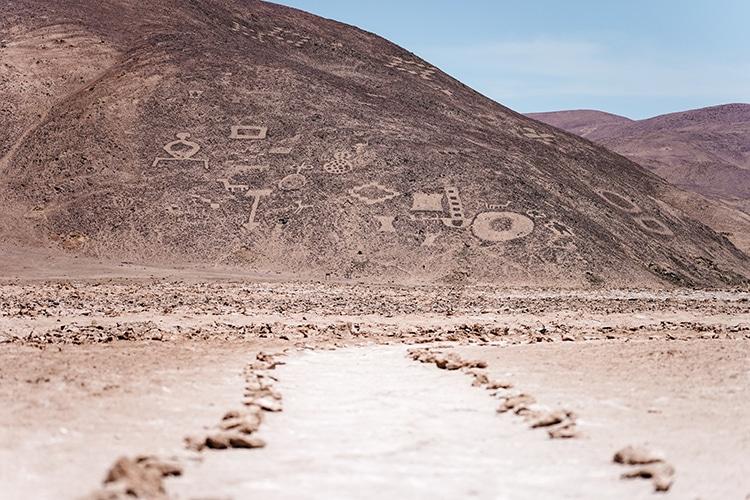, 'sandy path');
169,345,645,499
